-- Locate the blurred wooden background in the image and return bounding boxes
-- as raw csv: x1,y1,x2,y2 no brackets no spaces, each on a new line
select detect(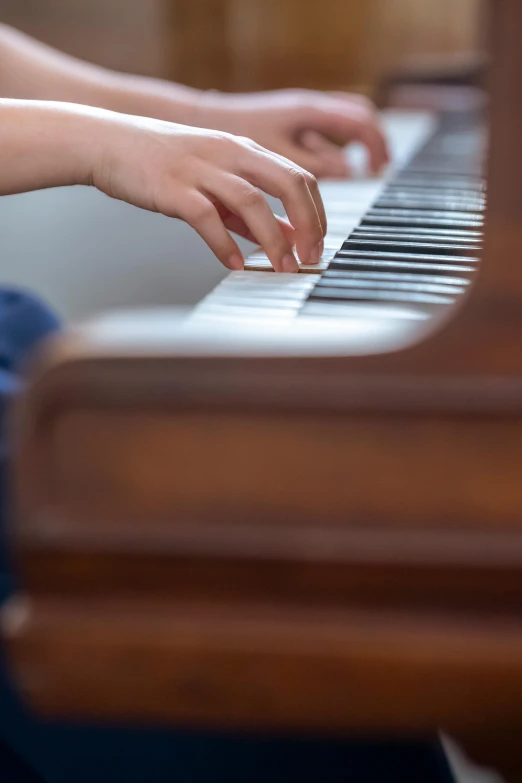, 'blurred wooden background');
0,0,484,95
